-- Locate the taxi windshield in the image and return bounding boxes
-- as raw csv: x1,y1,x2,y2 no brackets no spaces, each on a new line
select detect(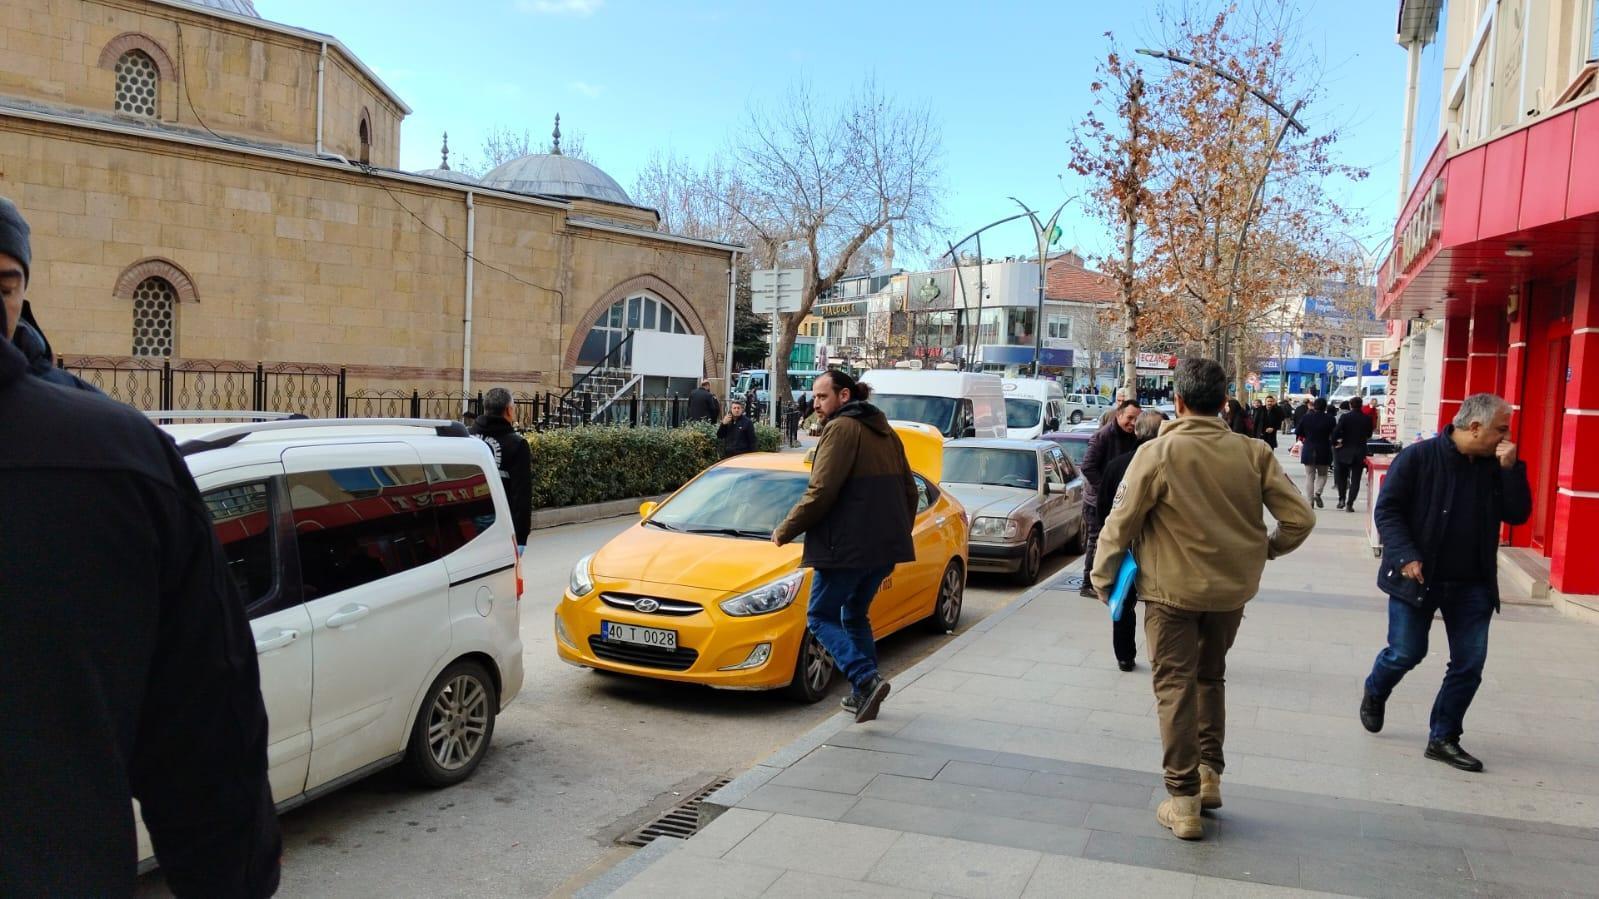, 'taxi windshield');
648,467,810,538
